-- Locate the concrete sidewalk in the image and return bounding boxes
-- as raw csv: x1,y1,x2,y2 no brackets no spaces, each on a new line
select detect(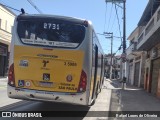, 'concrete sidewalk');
0,77,8,88
107,79,160,120
120,84,160,111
